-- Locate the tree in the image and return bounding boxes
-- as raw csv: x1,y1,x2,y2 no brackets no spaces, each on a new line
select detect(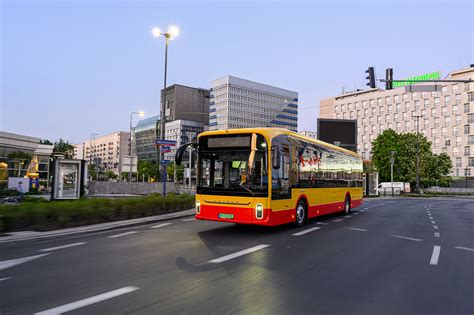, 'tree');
167,163,184,182
137,160,159,181
106,170,118,180
40,139,53,145
371,129,452,187
54,138,75,159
